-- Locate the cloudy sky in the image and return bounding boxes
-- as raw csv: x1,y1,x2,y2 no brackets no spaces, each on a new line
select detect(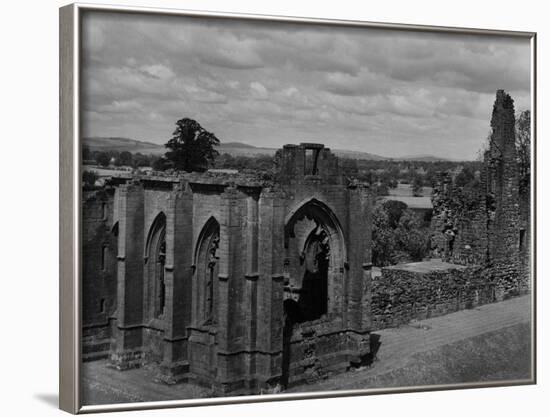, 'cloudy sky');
81,11,531,160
